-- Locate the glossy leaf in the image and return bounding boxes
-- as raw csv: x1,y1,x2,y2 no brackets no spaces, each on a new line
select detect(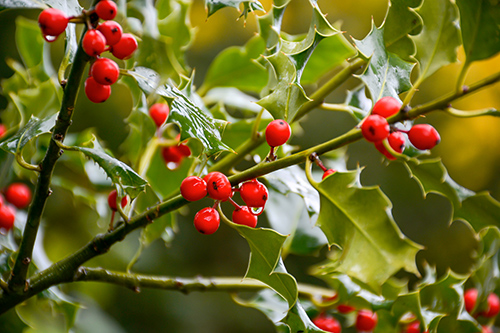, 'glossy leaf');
412,0,461,80
455,193,500,232
353,23,414,101
344,84,372,121
205,0,264,18
45,0,82,16
308,168,420,290
0,0,43,10
456,0,500,63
